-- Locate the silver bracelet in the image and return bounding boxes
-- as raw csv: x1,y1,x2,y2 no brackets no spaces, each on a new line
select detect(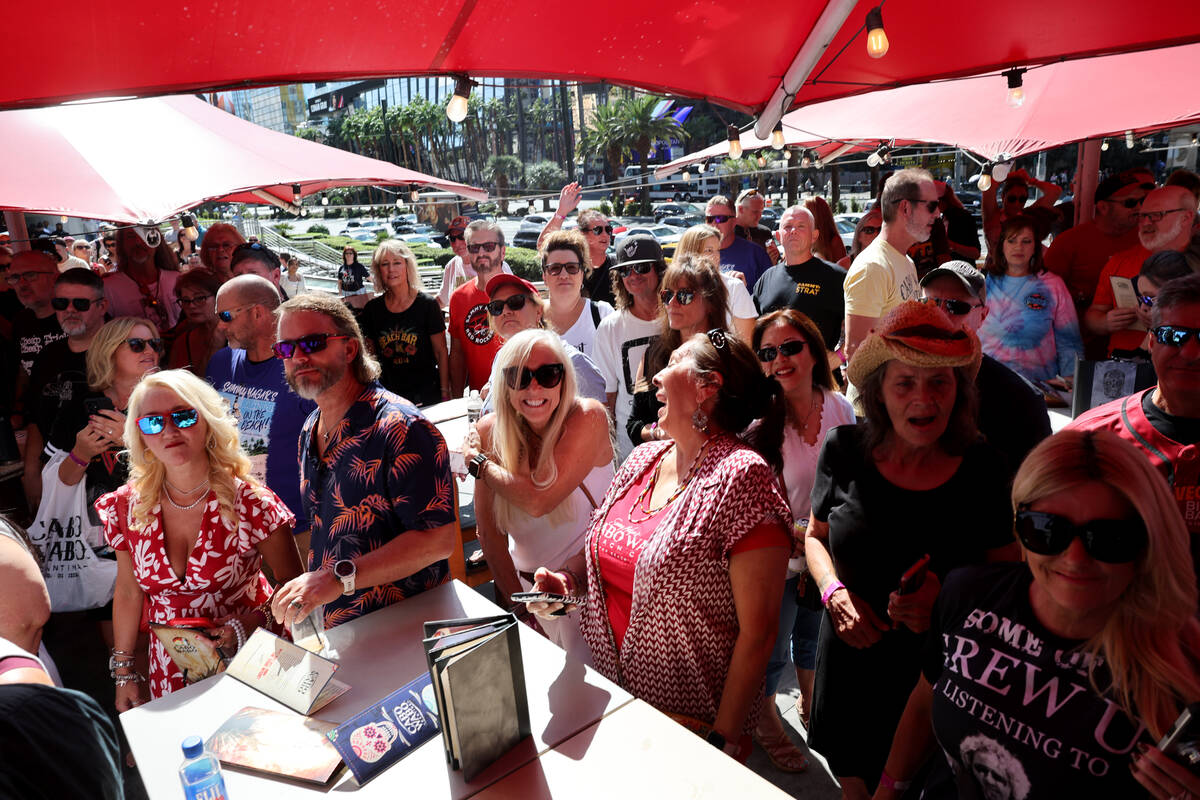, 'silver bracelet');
113,671,145,687
229,618,246,652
